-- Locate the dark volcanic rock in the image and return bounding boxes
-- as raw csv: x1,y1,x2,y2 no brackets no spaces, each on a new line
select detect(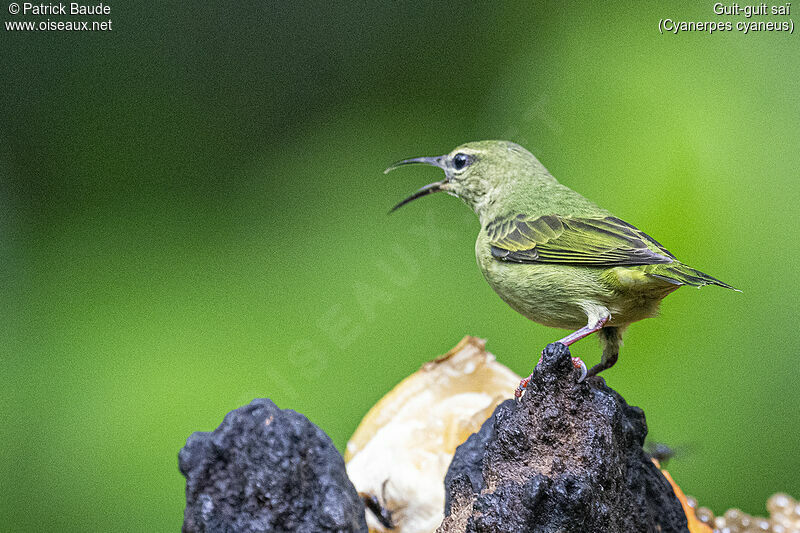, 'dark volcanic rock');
439,343,689,533
179,398,367,533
